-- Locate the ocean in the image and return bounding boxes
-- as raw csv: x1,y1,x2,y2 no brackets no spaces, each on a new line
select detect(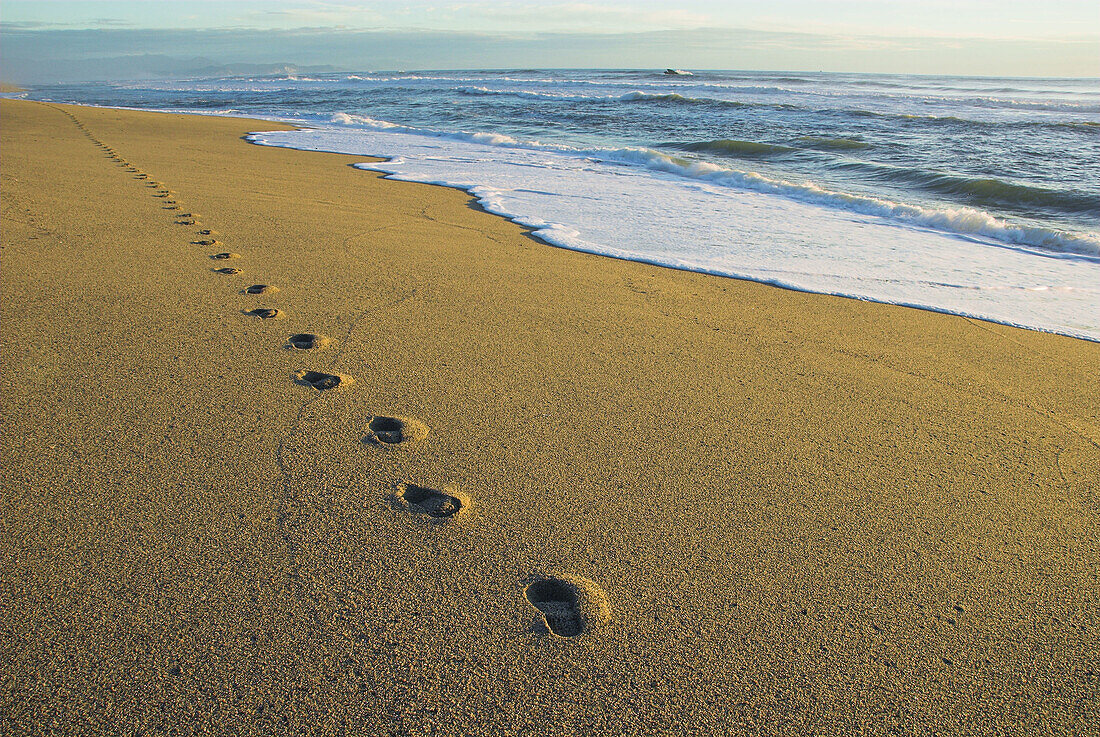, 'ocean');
20,69,1100,340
